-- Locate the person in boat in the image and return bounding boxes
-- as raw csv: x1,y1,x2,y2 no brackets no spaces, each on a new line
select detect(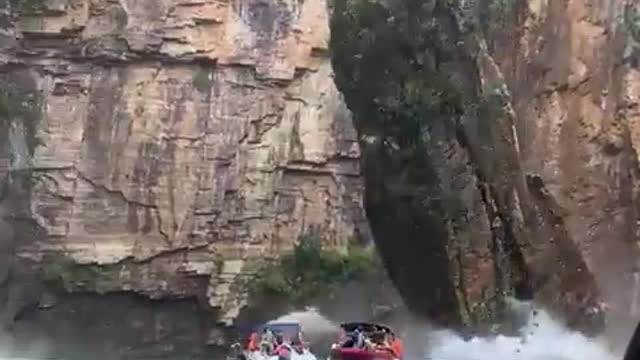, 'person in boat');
291,329,305,354
362,335,376,352
340,330,354,348
260,327,275,354
390,332,404,359
356,328,367,348
333,329,348,350
272,334,292,360
247,331,259,352
342,327,365,348
369,330,397,358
